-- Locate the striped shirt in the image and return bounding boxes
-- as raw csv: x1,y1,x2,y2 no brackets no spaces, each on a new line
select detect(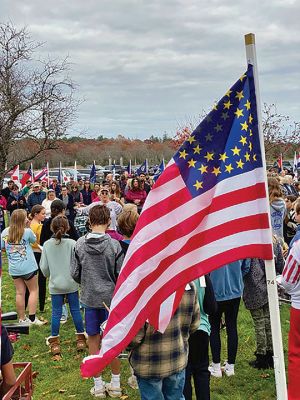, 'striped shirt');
281,239,300,309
